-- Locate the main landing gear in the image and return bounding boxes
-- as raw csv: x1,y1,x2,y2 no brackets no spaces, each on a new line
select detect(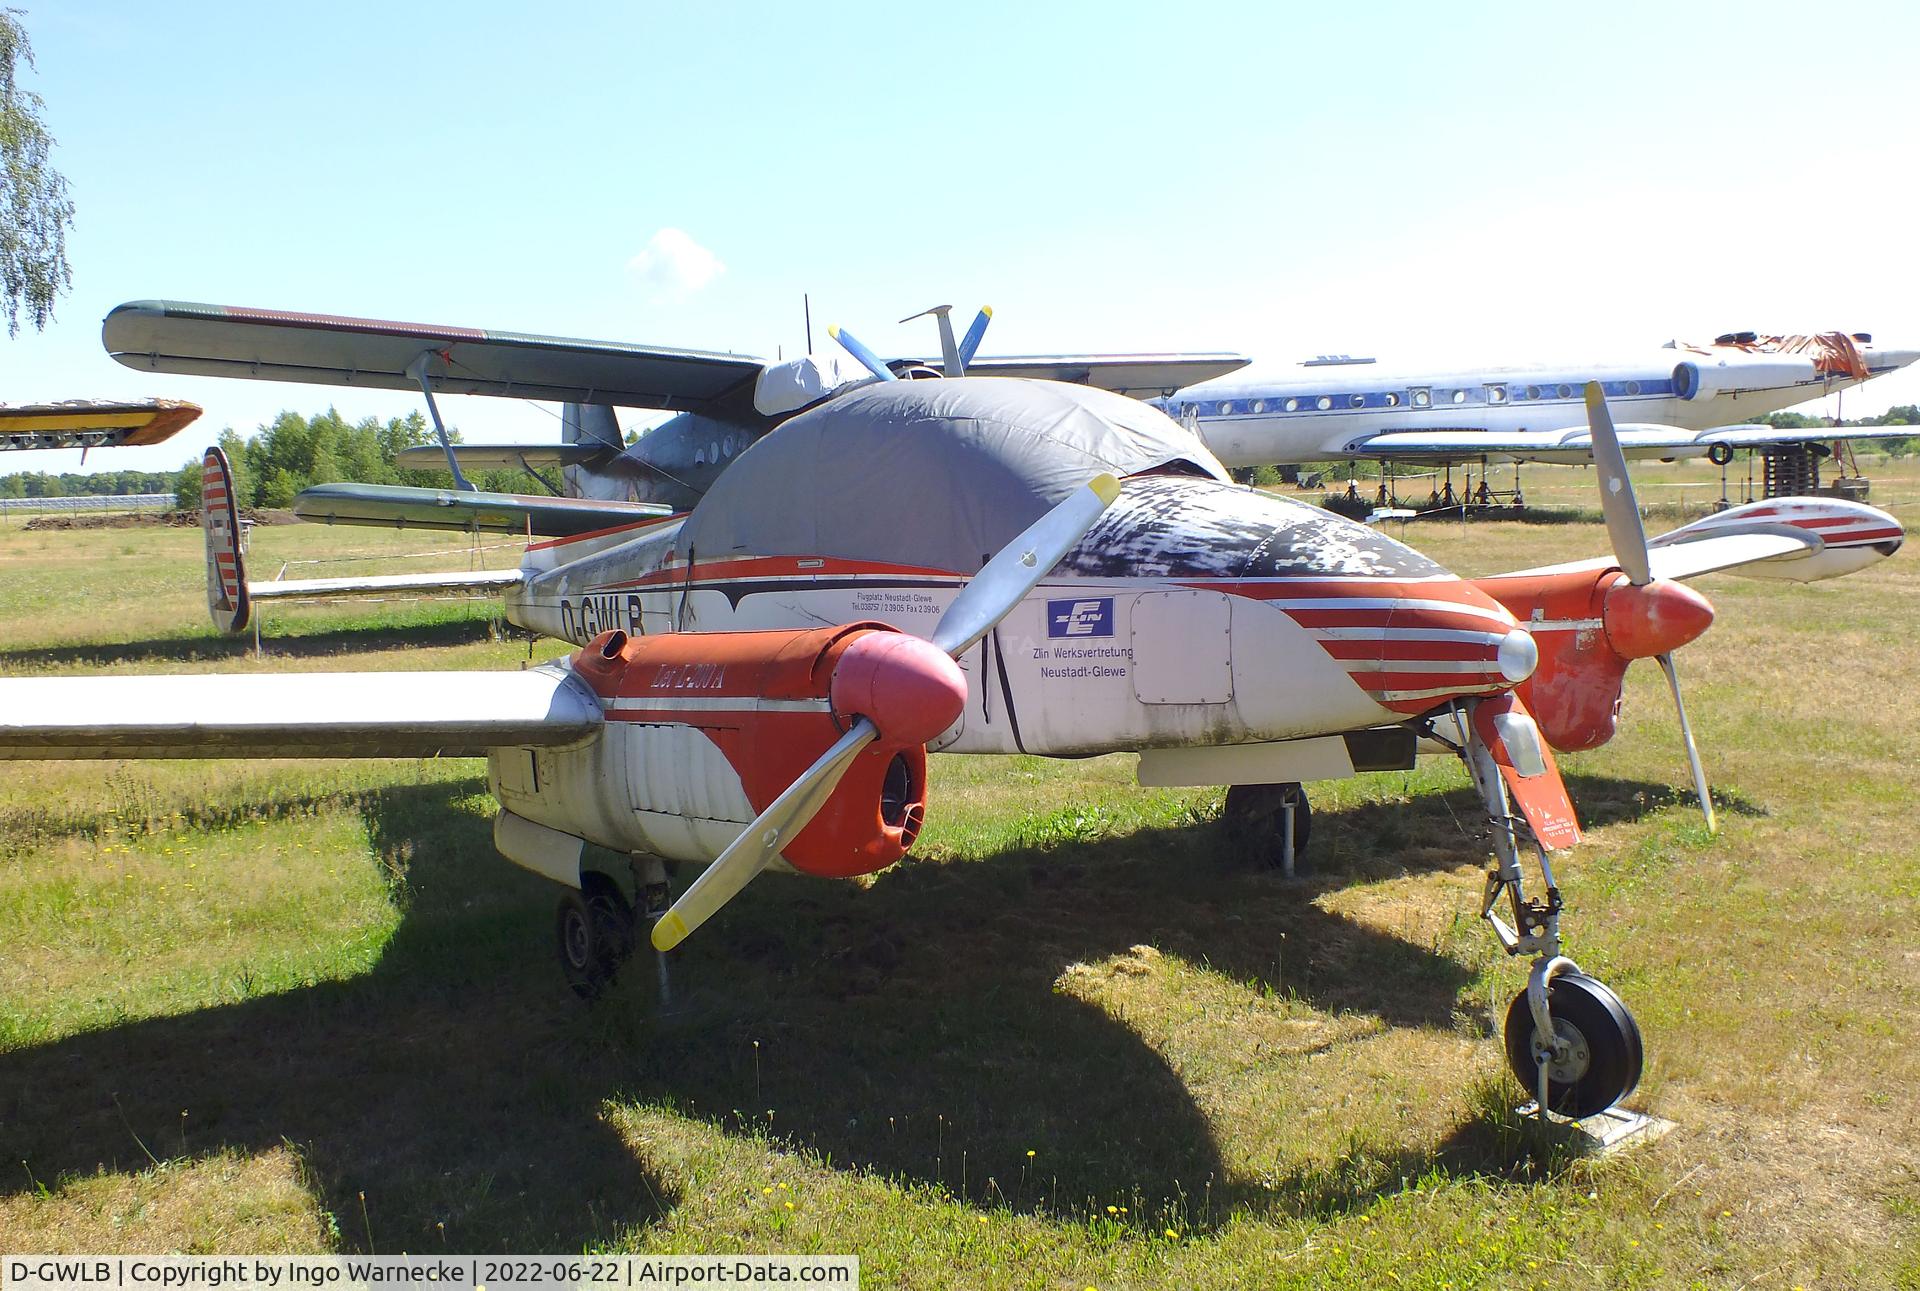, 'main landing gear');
1434,701,1645,1119
1224,781,1312,876
555,858,674,1001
